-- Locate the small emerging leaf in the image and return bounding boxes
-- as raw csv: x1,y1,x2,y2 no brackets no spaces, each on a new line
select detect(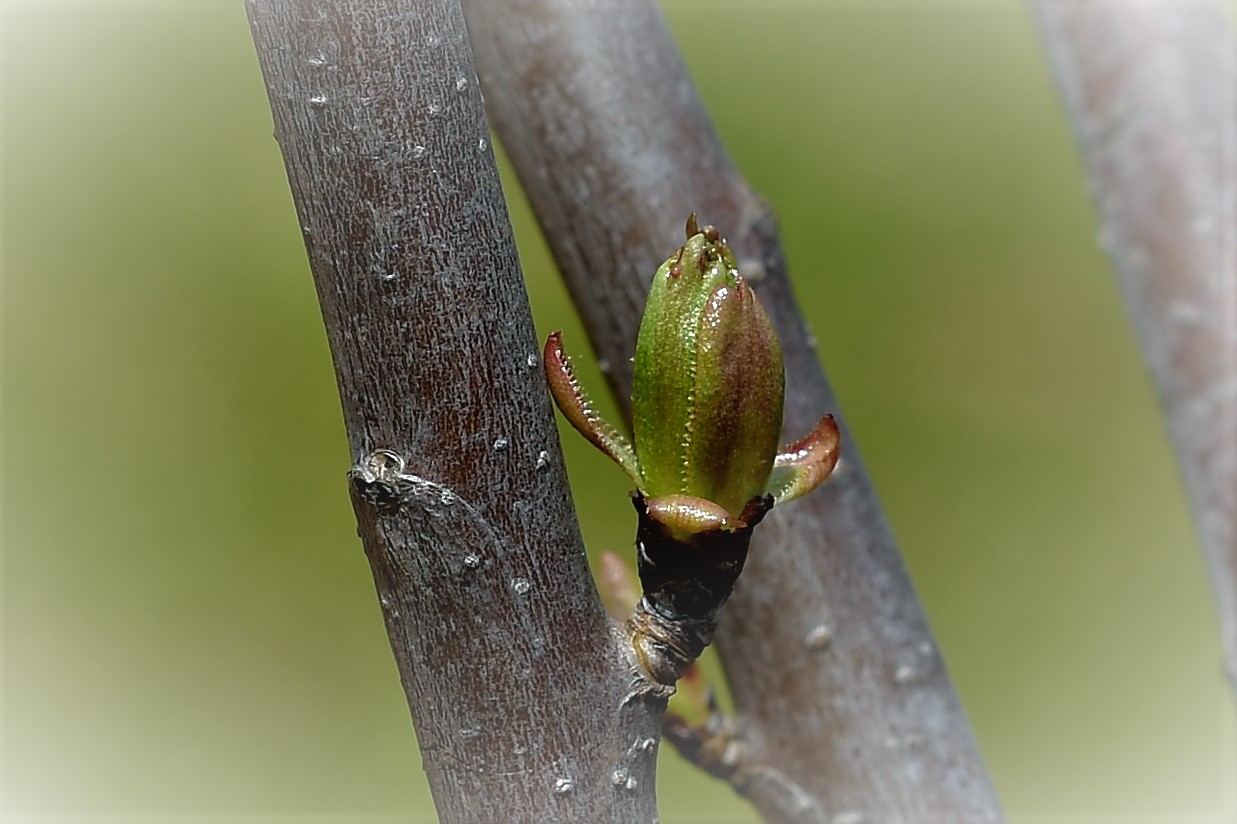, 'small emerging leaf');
765,414,841,506
543,332,641,486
